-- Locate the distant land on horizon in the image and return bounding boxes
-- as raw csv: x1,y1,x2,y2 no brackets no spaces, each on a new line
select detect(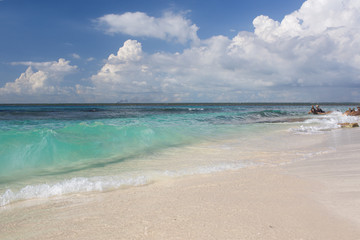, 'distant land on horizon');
1,102,360,106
